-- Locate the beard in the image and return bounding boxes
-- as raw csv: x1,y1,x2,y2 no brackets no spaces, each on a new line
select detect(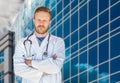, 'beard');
35,25,49,34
